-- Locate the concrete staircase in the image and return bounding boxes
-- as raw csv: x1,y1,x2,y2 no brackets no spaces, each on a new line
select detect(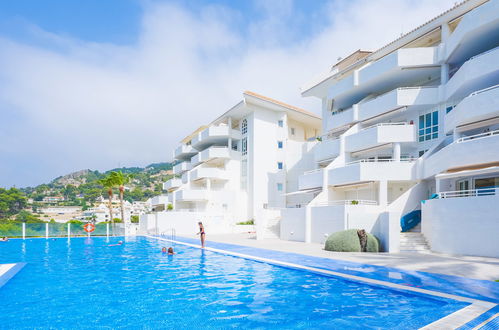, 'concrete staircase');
399,223,431,253
264,217,280,239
